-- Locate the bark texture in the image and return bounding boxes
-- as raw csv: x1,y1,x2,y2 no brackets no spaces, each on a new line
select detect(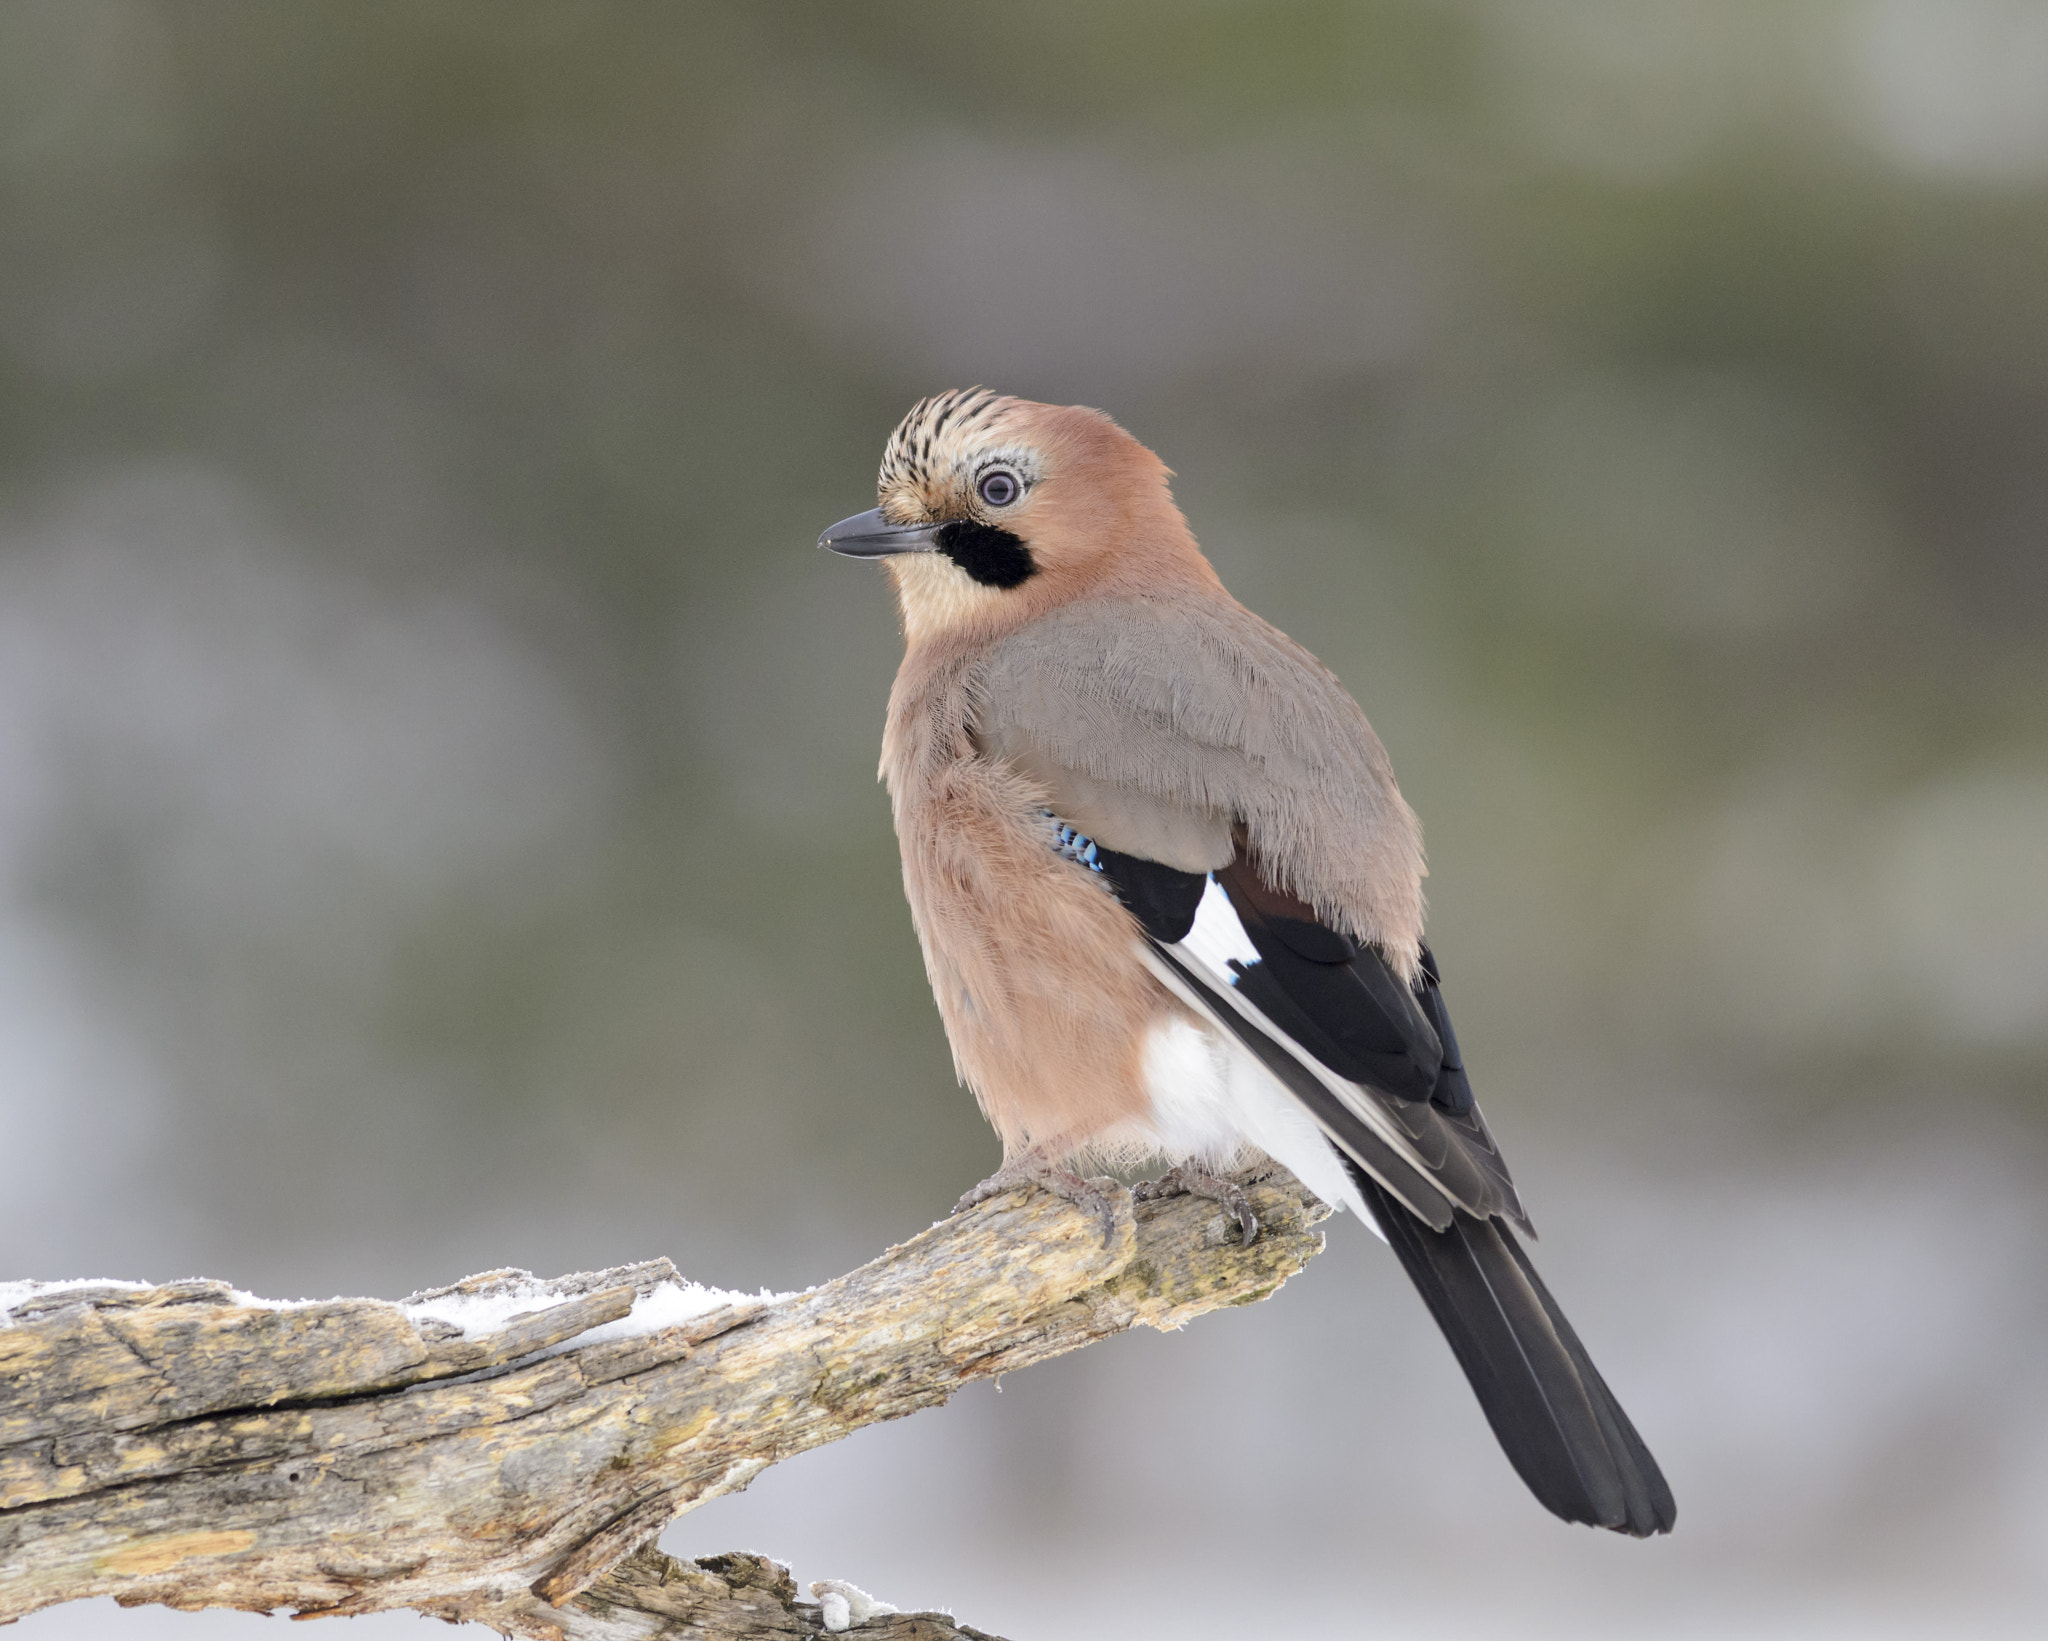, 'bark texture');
2,1172,1328,1638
